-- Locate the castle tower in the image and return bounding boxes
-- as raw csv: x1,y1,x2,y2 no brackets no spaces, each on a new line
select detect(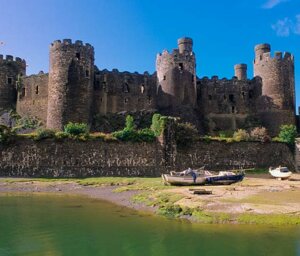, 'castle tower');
0,55,26,111
47,39,94,130
254,43,295,134
234,64,247,80
156,37,197,110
